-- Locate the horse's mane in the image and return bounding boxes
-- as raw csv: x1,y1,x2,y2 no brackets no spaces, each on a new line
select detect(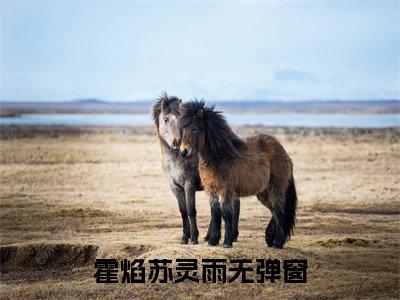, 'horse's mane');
180,100,244,163
151,92,181,130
